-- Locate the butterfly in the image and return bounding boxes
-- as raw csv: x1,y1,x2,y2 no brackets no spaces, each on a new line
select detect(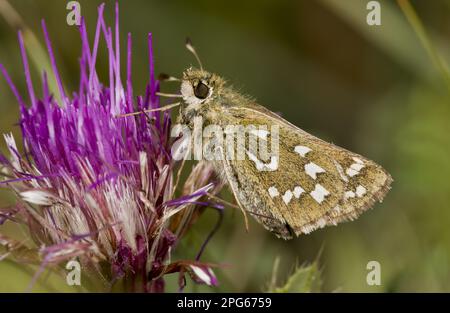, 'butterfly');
120,40,393,240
